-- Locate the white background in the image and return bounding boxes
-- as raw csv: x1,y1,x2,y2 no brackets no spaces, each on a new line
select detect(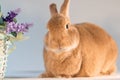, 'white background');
0,0,120,78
